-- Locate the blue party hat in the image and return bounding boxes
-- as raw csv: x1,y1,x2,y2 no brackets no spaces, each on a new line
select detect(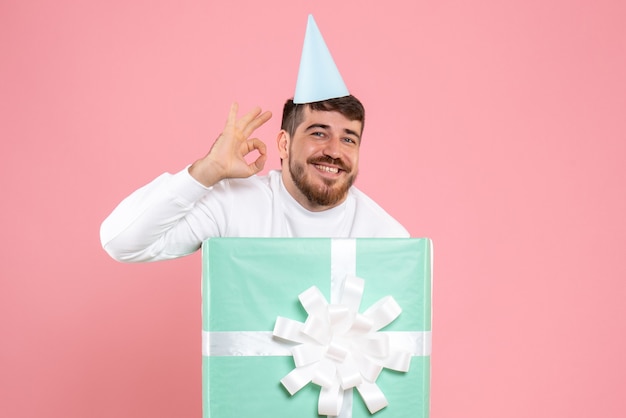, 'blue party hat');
293,15,349,104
